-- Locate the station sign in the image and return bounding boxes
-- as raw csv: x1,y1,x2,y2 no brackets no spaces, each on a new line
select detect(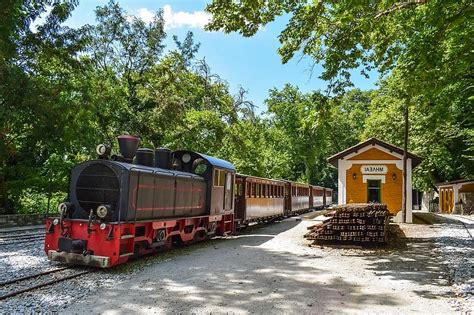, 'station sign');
360,165,387,174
